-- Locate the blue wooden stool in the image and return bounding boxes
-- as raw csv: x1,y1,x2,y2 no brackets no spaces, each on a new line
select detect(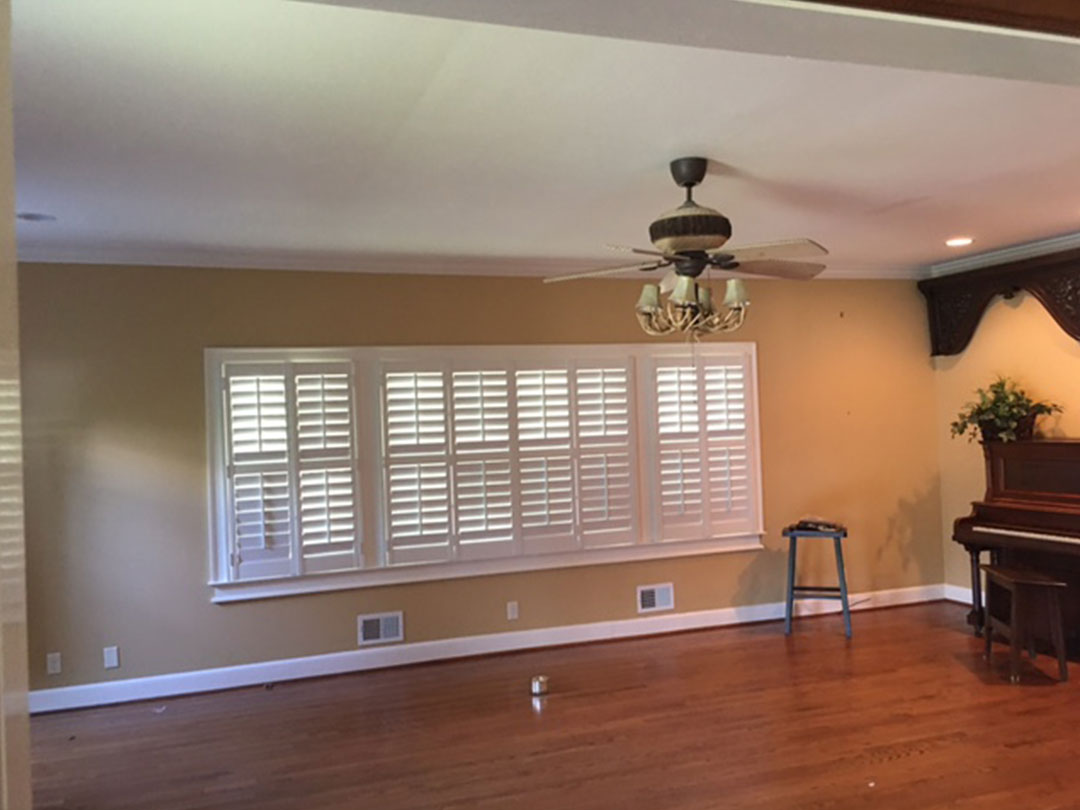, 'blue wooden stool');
783,525,852,638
